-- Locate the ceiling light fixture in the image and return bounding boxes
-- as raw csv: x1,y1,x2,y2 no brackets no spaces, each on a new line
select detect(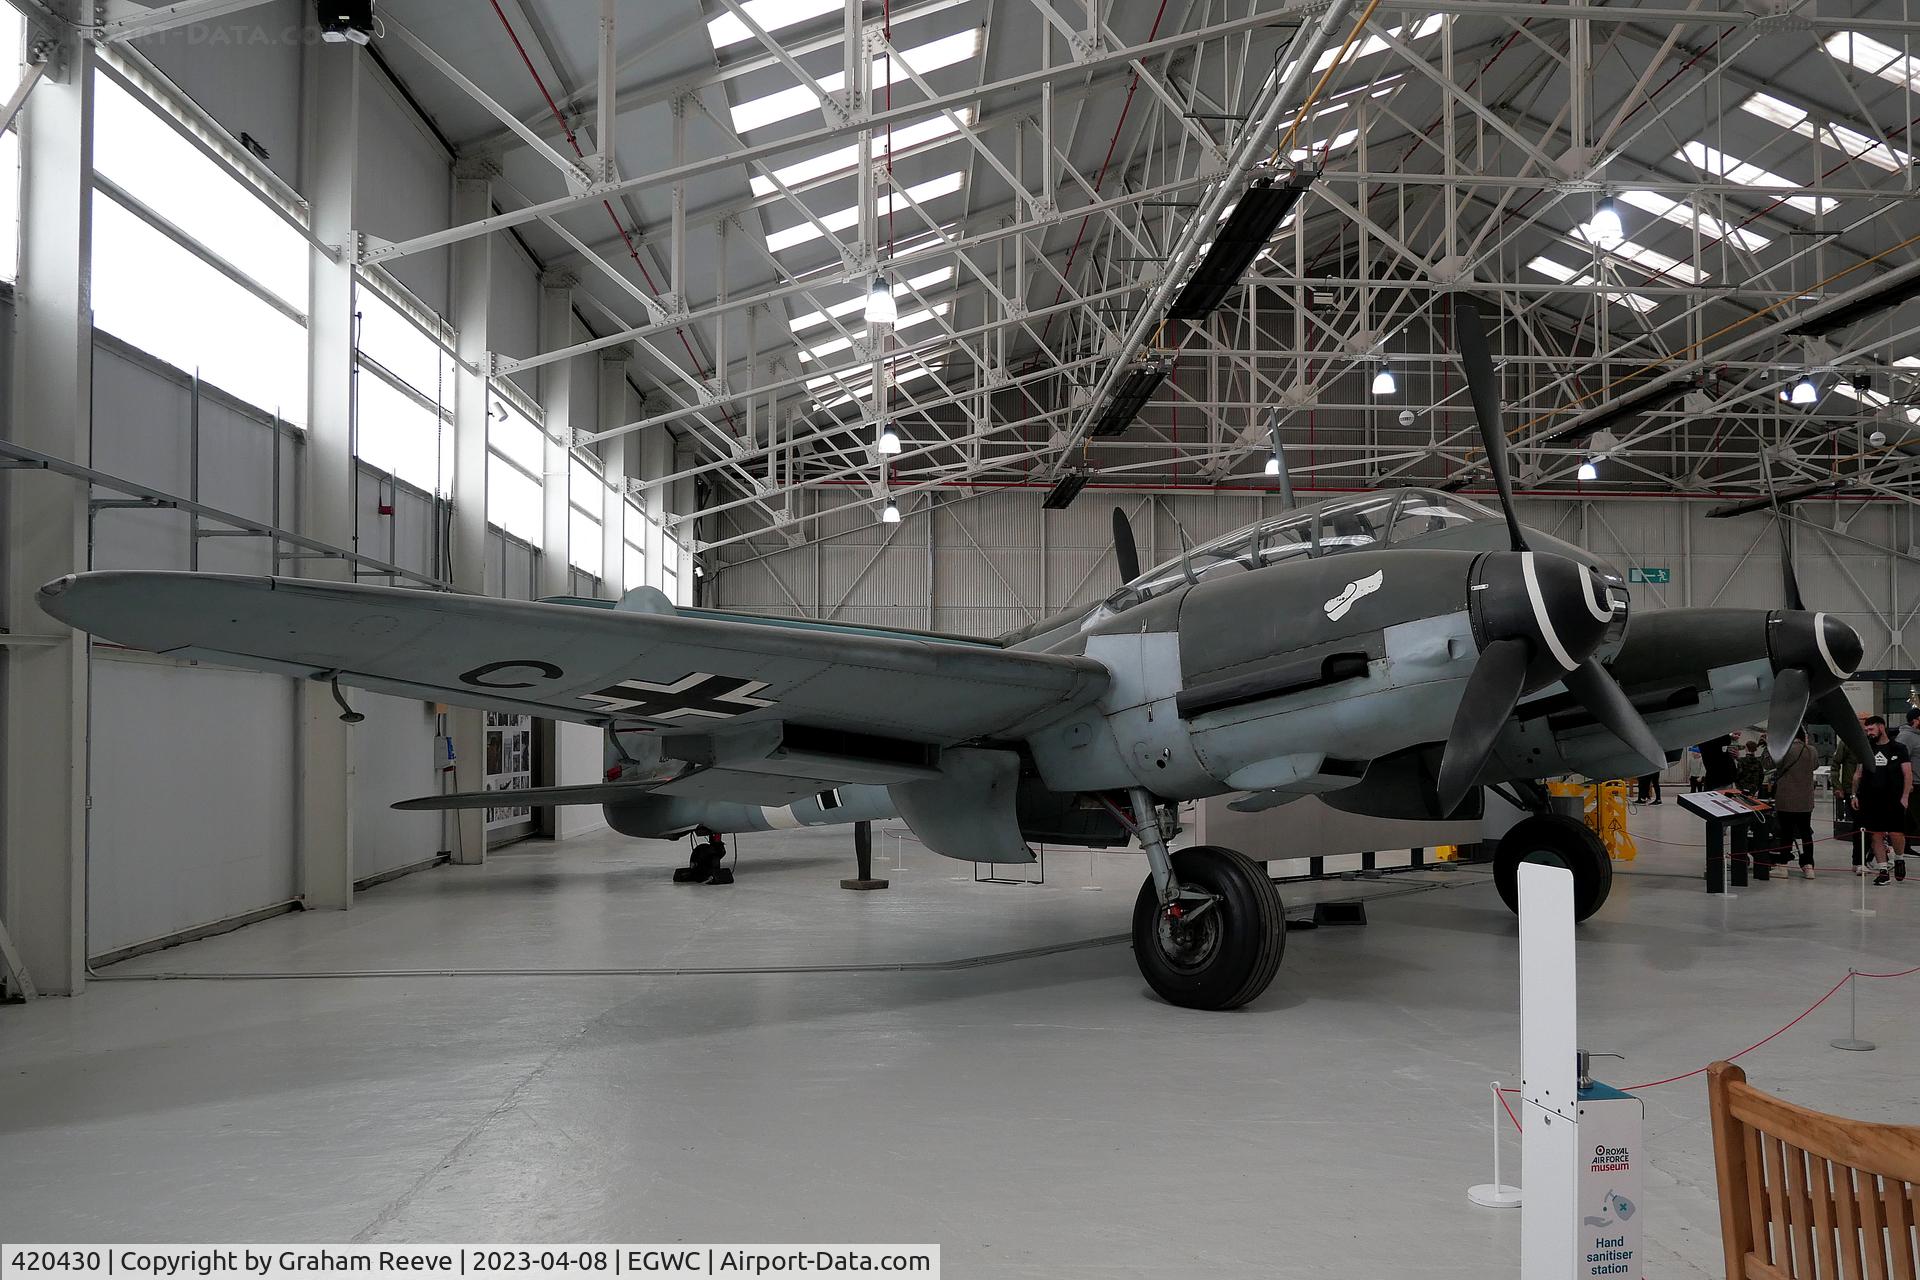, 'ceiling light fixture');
880,499,901,524
864,276,897,326
1586,196,1623,247
1577,459,1600,481
1789,375,1819,406
1371,364,1396,395
1264,453,1282,476
877,424,902,455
